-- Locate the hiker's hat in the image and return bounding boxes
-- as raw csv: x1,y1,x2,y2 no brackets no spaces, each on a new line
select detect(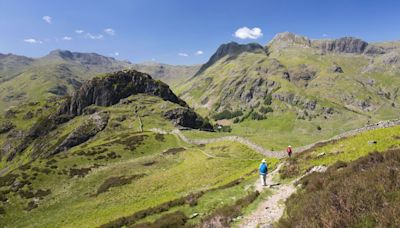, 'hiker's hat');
288,145,292,147
262,159,266,163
